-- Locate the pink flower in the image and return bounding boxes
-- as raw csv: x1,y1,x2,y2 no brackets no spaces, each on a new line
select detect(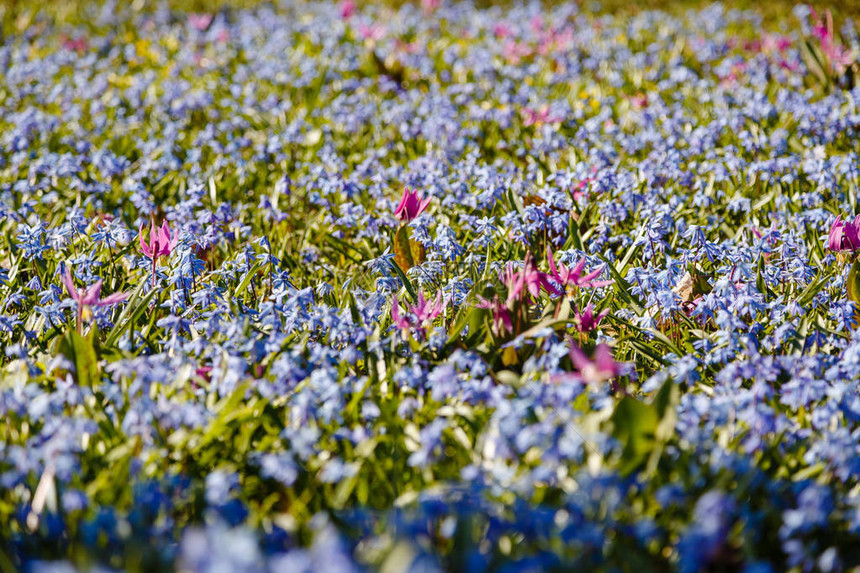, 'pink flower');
411,290,444,323
537,25,573,55
761,33,791,53
339,0,356,19
568,343,624,385
421,0,442,15
779,59,802,73
195,366,212,380
62,265,129,333
493,22,513,39
629,93,648,109
139,221,178,260
811,8,854,73
476,295,513,336
391,291,446,335
574,304,608,334
391,297,411,332
502,40,534,64
359,23,386,42
192,365,212,389
570,167,597,201
395,39,420,54
546,246,613,291
521,105,562,127
828,215,860,252
550,344,626,393
188,13,213,32
62,35,89,52
720,63,746,87
394,188,431,222
500,255,559,306
140,220,178,288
